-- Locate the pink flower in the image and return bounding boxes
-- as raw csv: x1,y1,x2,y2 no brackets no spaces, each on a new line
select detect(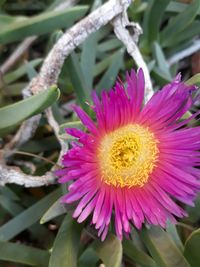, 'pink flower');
56,69,200,240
